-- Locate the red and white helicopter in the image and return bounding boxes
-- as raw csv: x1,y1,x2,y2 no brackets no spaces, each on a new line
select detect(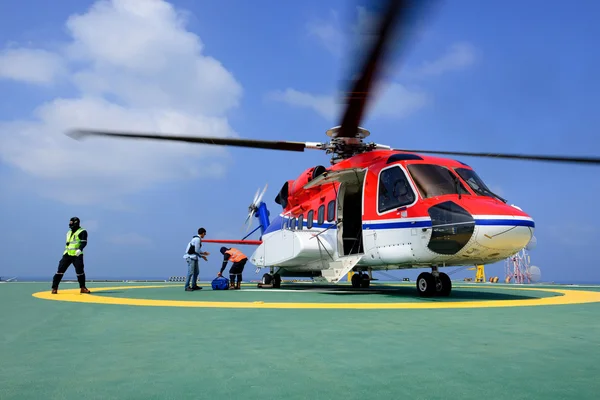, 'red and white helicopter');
67,0,600,297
